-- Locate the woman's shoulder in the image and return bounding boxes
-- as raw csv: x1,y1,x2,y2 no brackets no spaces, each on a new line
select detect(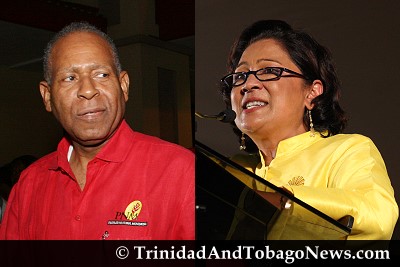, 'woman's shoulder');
324,132,374,144
320,133,381,154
